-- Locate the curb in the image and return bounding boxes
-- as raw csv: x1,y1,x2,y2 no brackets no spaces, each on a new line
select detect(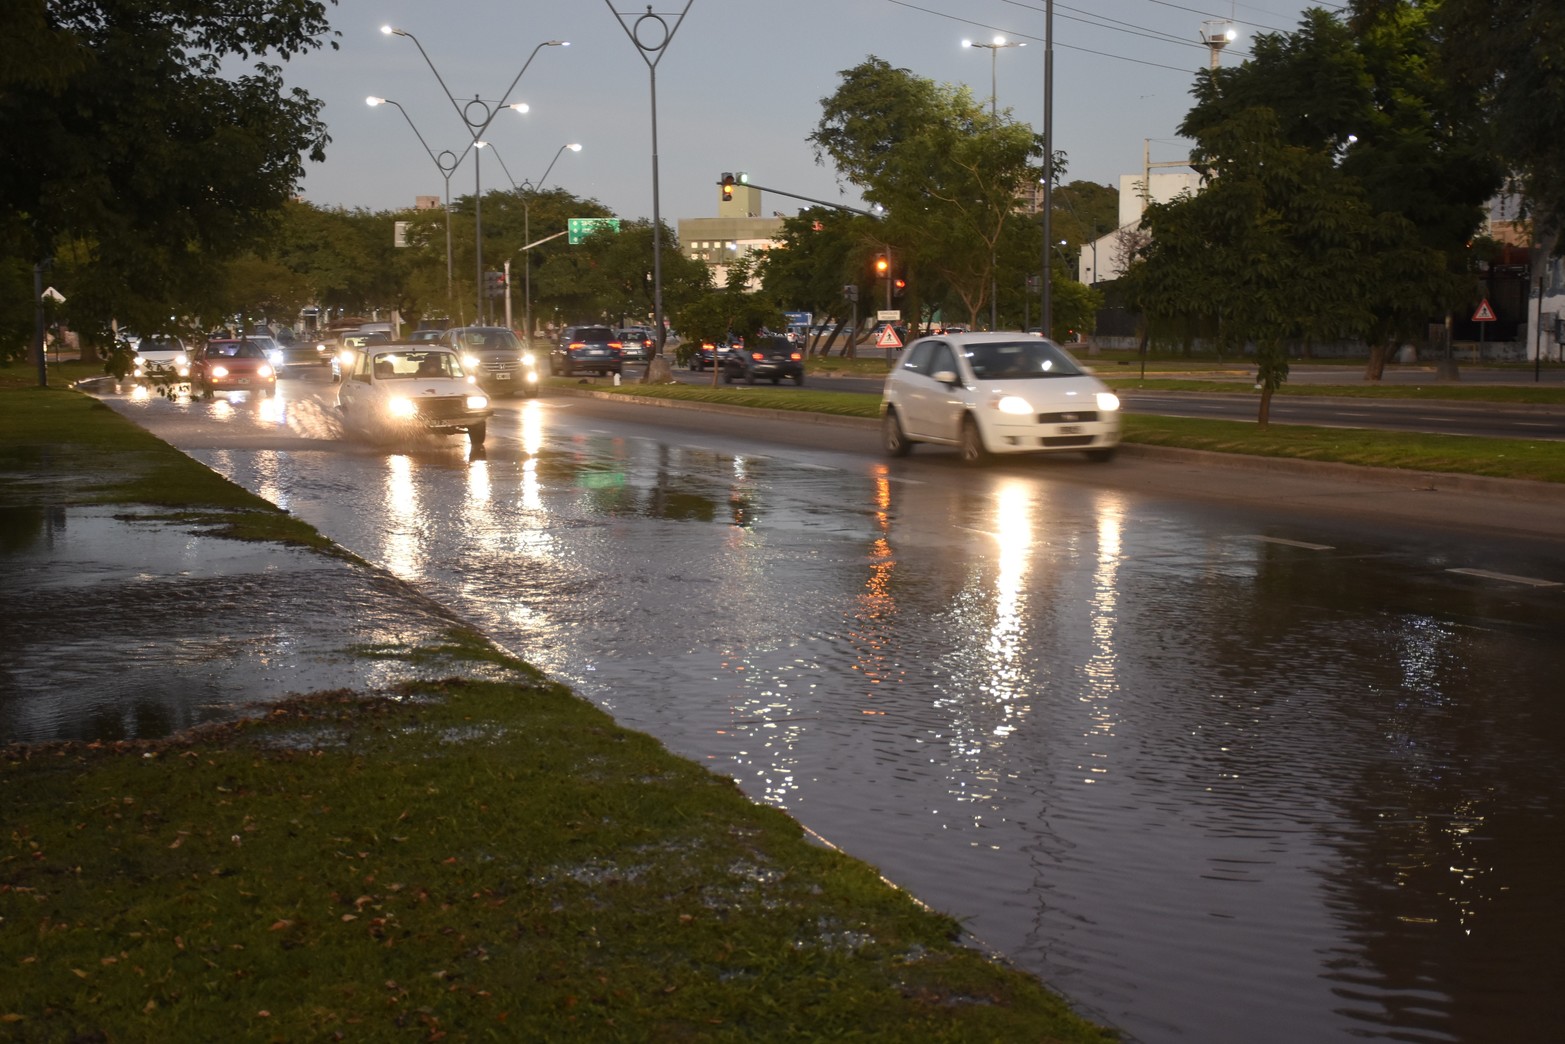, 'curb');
552,385,1565,505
